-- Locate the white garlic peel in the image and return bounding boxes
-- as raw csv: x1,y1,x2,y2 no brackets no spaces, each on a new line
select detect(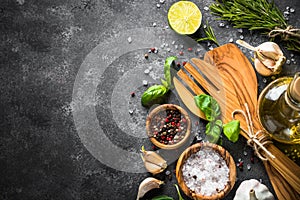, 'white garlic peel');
140,146,167,175
236,40,286,76
233,179,275,200
136,177,164,200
